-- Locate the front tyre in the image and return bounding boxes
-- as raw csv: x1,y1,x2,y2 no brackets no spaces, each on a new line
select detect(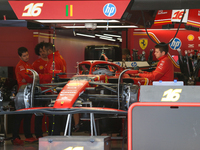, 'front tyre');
121,83,139,110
